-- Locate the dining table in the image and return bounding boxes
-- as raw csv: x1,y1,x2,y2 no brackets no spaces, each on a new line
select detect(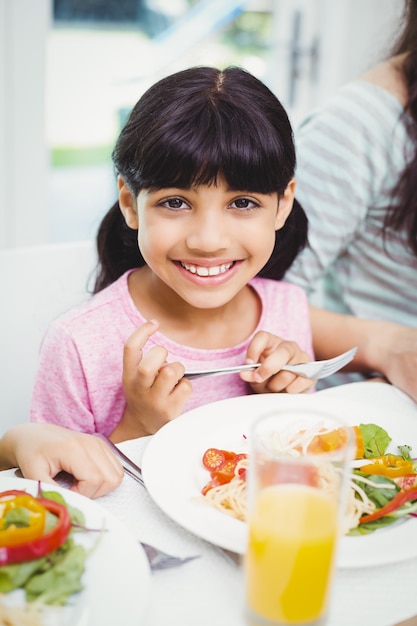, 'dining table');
92,381,417,626
3,381,417,626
